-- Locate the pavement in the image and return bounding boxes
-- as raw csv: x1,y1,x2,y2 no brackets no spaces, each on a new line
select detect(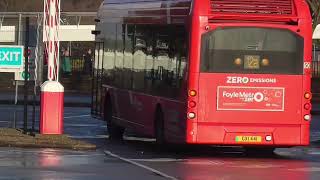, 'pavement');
0,92,91,107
